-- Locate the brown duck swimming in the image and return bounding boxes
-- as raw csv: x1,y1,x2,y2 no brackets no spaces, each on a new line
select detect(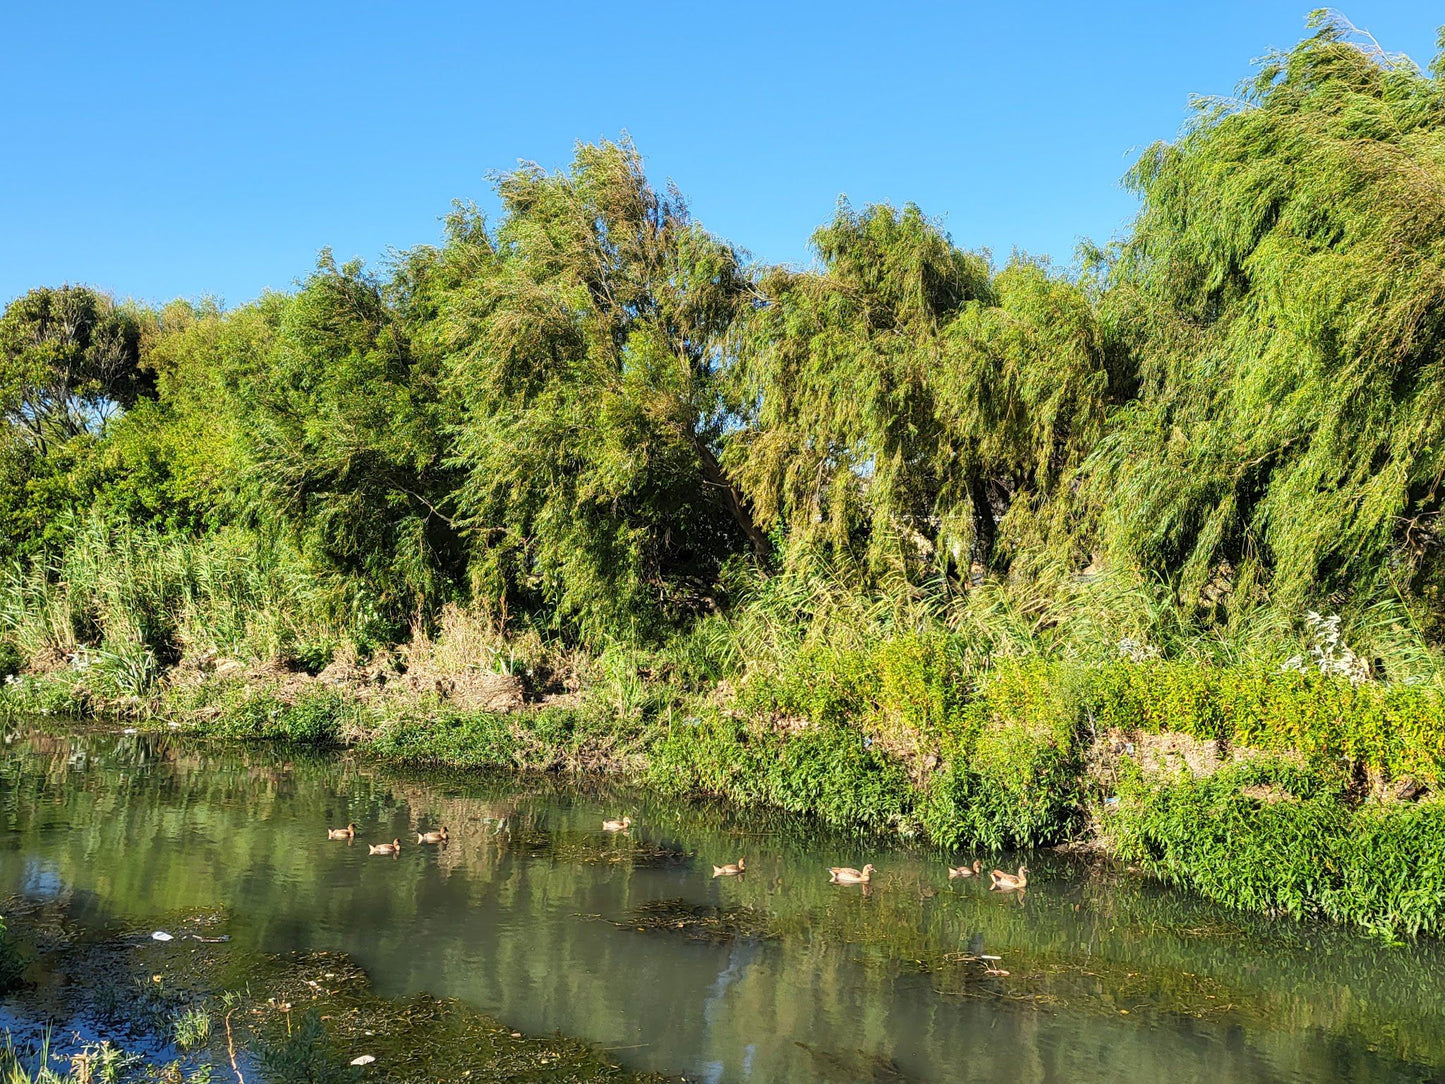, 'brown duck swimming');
711,858,746,877
948,859,982,879
327,823,357,840
602,816,632,832
369,839,402,856
990,865,1028,890
828,864,876,885
416,827,449,844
